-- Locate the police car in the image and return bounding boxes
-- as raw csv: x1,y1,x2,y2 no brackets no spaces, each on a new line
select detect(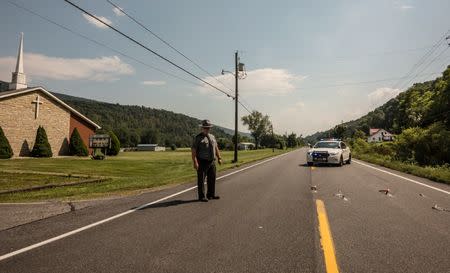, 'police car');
306,140,351,166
